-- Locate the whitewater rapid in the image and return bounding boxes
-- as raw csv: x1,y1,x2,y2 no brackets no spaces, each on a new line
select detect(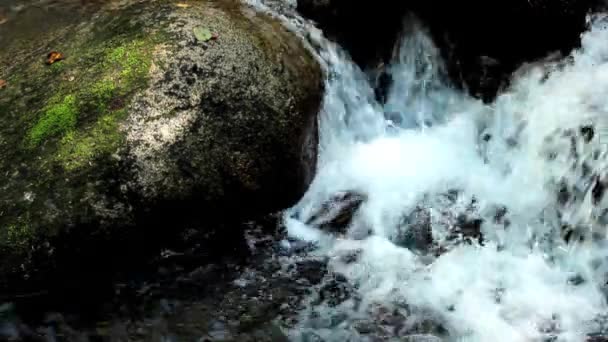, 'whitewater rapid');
246,1,608,340
289,14,608,342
